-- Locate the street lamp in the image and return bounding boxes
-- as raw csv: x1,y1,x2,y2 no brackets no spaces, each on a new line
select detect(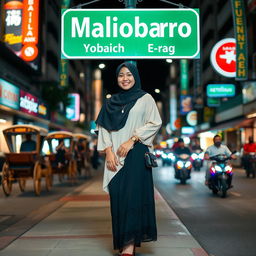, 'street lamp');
99,63,105,69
